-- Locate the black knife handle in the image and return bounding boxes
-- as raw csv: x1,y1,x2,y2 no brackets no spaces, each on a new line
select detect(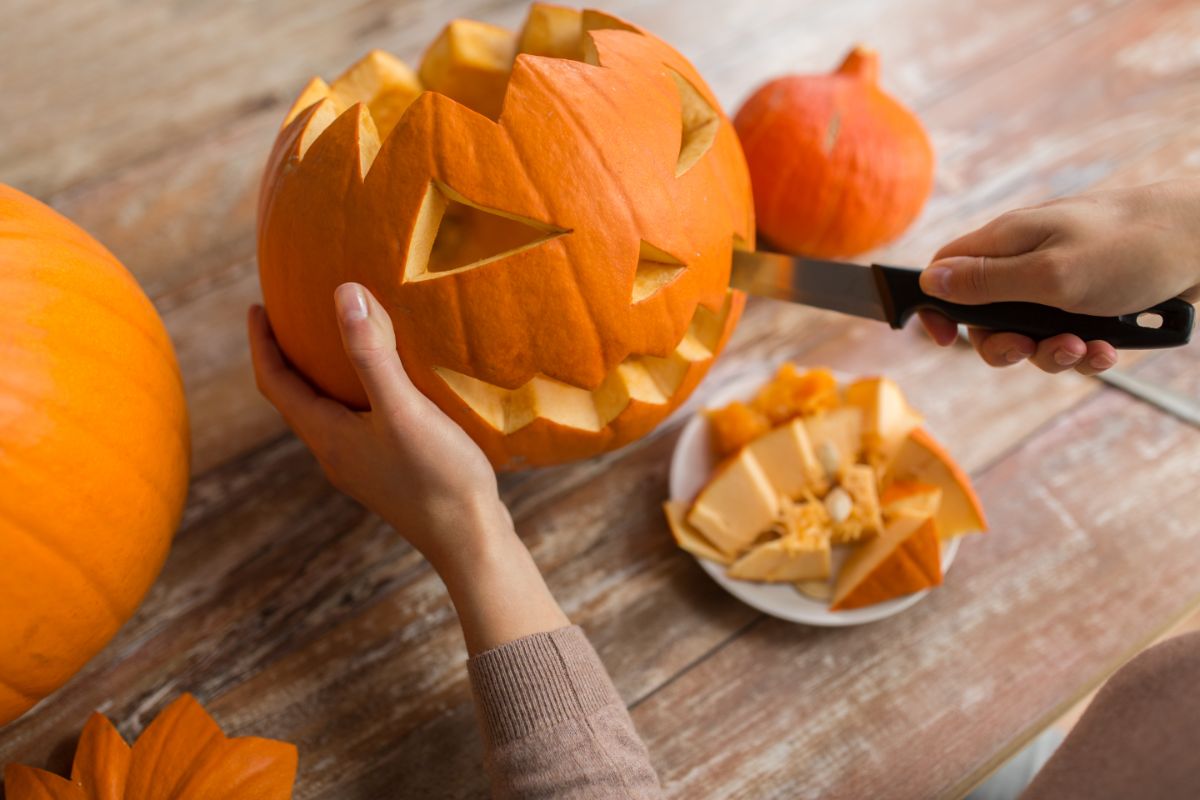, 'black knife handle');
873,264,1194,349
